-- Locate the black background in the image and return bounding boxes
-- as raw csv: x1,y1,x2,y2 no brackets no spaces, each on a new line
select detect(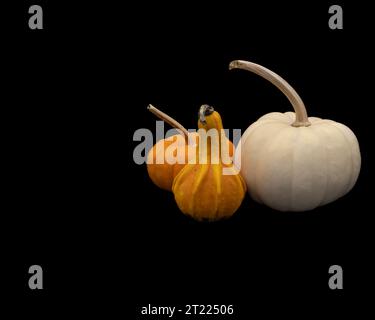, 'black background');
4,0,374,317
